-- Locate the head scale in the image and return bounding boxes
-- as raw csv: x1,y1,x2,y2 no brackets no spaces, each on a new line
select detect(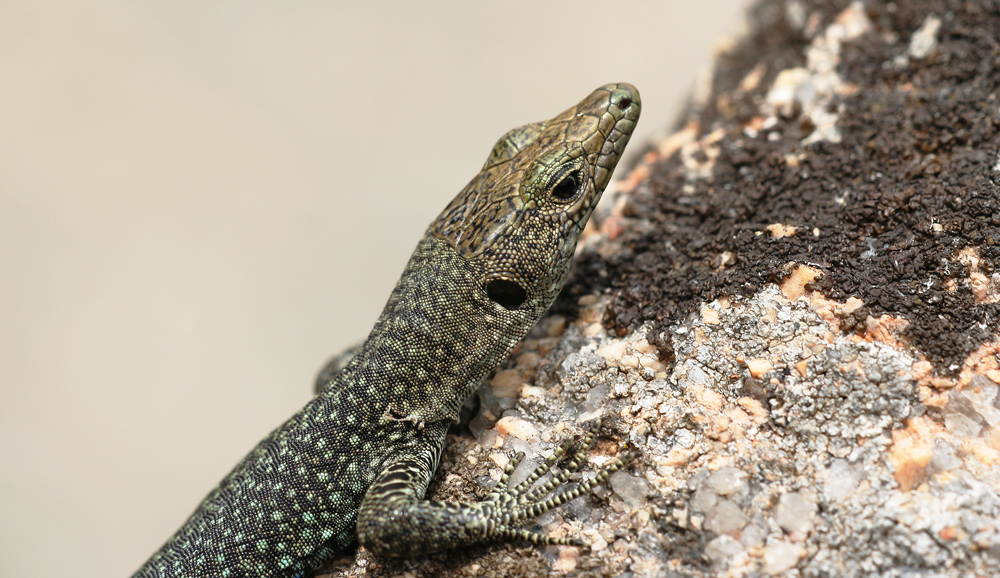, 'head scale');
431,83,640,312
